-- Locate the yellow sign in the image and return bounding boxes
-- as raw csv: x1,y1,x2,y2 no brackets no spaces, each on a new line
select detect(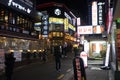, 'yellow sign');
64,18,69,32
49,17,63,24
69,23,75,31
